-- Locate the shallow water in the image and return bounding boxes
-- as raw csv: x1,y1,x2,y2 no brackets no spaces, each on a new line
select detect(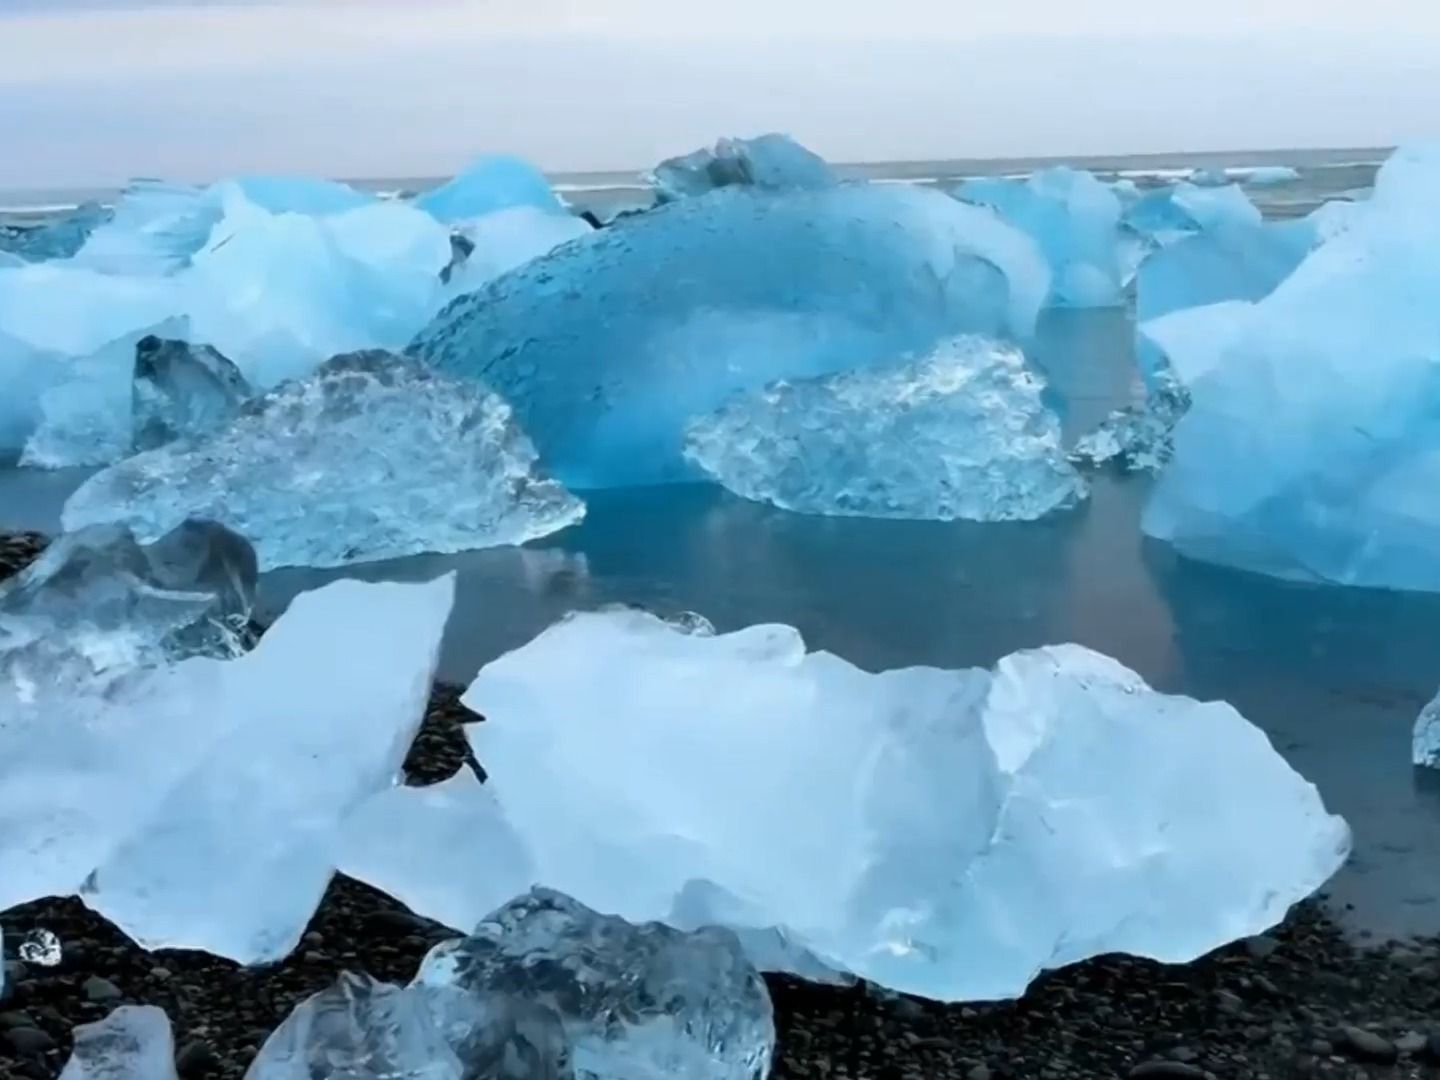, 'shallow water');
2,309,1436,941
